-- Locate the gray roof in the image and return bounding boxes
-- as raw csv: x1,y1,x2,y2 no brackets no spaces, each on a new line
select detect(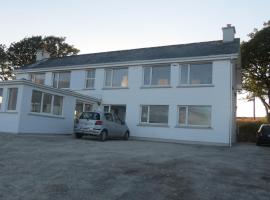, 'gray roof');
22,39,240,70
